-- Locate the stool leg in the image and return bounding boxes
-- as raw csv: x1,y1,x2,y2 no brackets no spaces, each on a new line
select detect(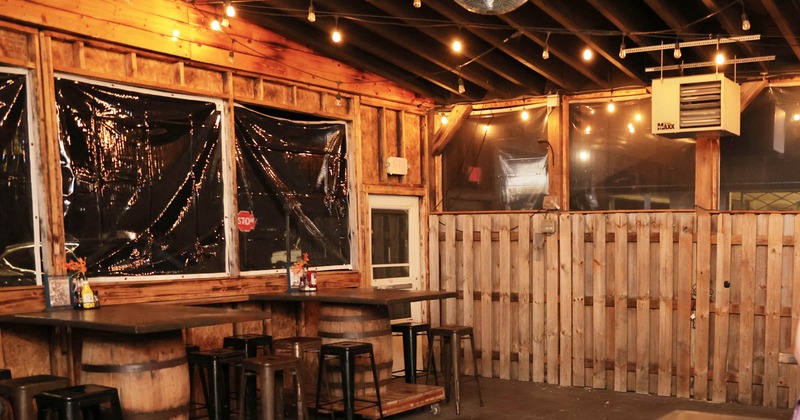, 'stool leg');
451,331,461,415
294,365,308,420
401,329,415,384
263,367,276,420
469,332,484,407
315,352,324,420
426,332,438,386
367,348,383,419
238,367,248,420
341,352,355,420
442,336,452,402
11,392,29,420
110,391,124,419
